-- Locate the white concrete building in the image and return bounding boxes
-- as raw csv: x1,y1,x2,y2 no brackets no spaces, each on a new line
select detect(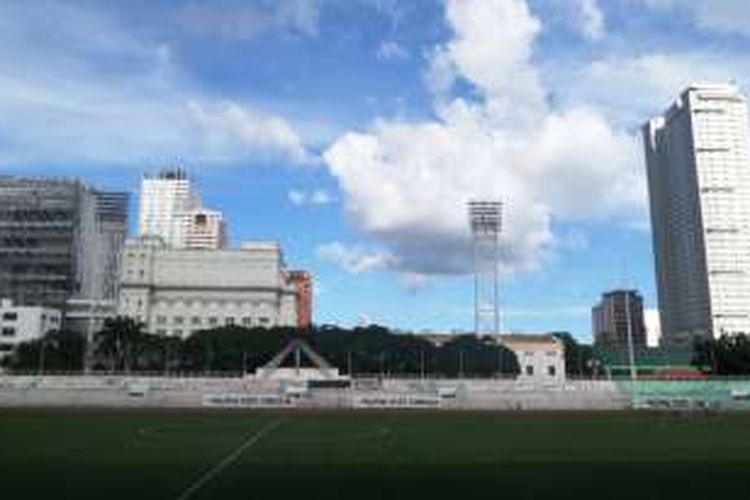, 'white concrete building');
644,84,750,345
179,208,227,250
118,237,299,337
138,169,202,248
0,299,62,356
421,333,566,382
499,334,566,382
